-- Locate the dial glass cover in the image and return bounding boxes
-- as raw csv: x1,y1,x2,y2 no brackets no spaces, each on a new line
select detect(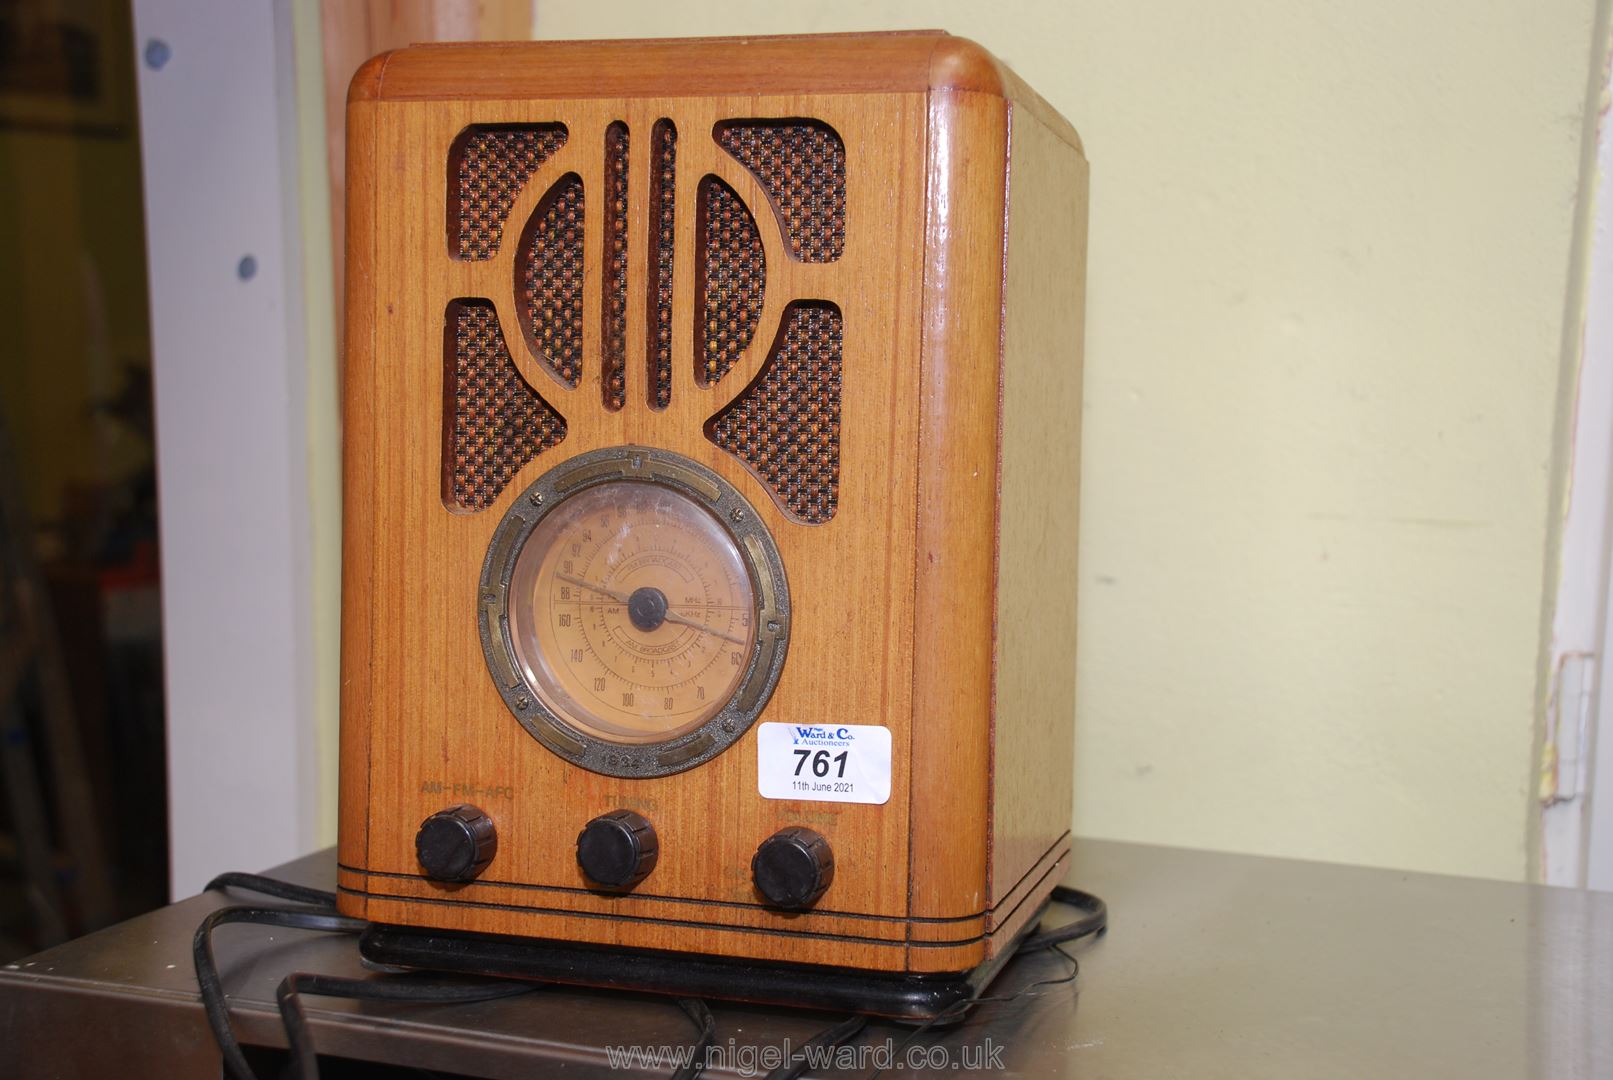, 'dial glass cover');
506,480,759,745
